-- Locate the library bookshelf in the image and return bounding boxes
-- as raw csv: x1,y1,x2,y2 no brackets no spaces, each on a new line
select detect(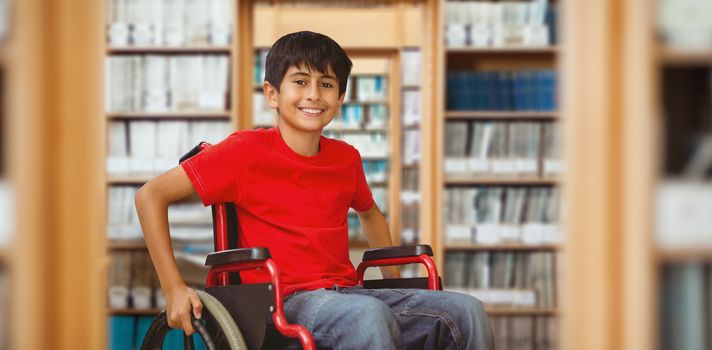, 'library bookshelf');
653,4,712,350
103,0,244,329
432,2,566,347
